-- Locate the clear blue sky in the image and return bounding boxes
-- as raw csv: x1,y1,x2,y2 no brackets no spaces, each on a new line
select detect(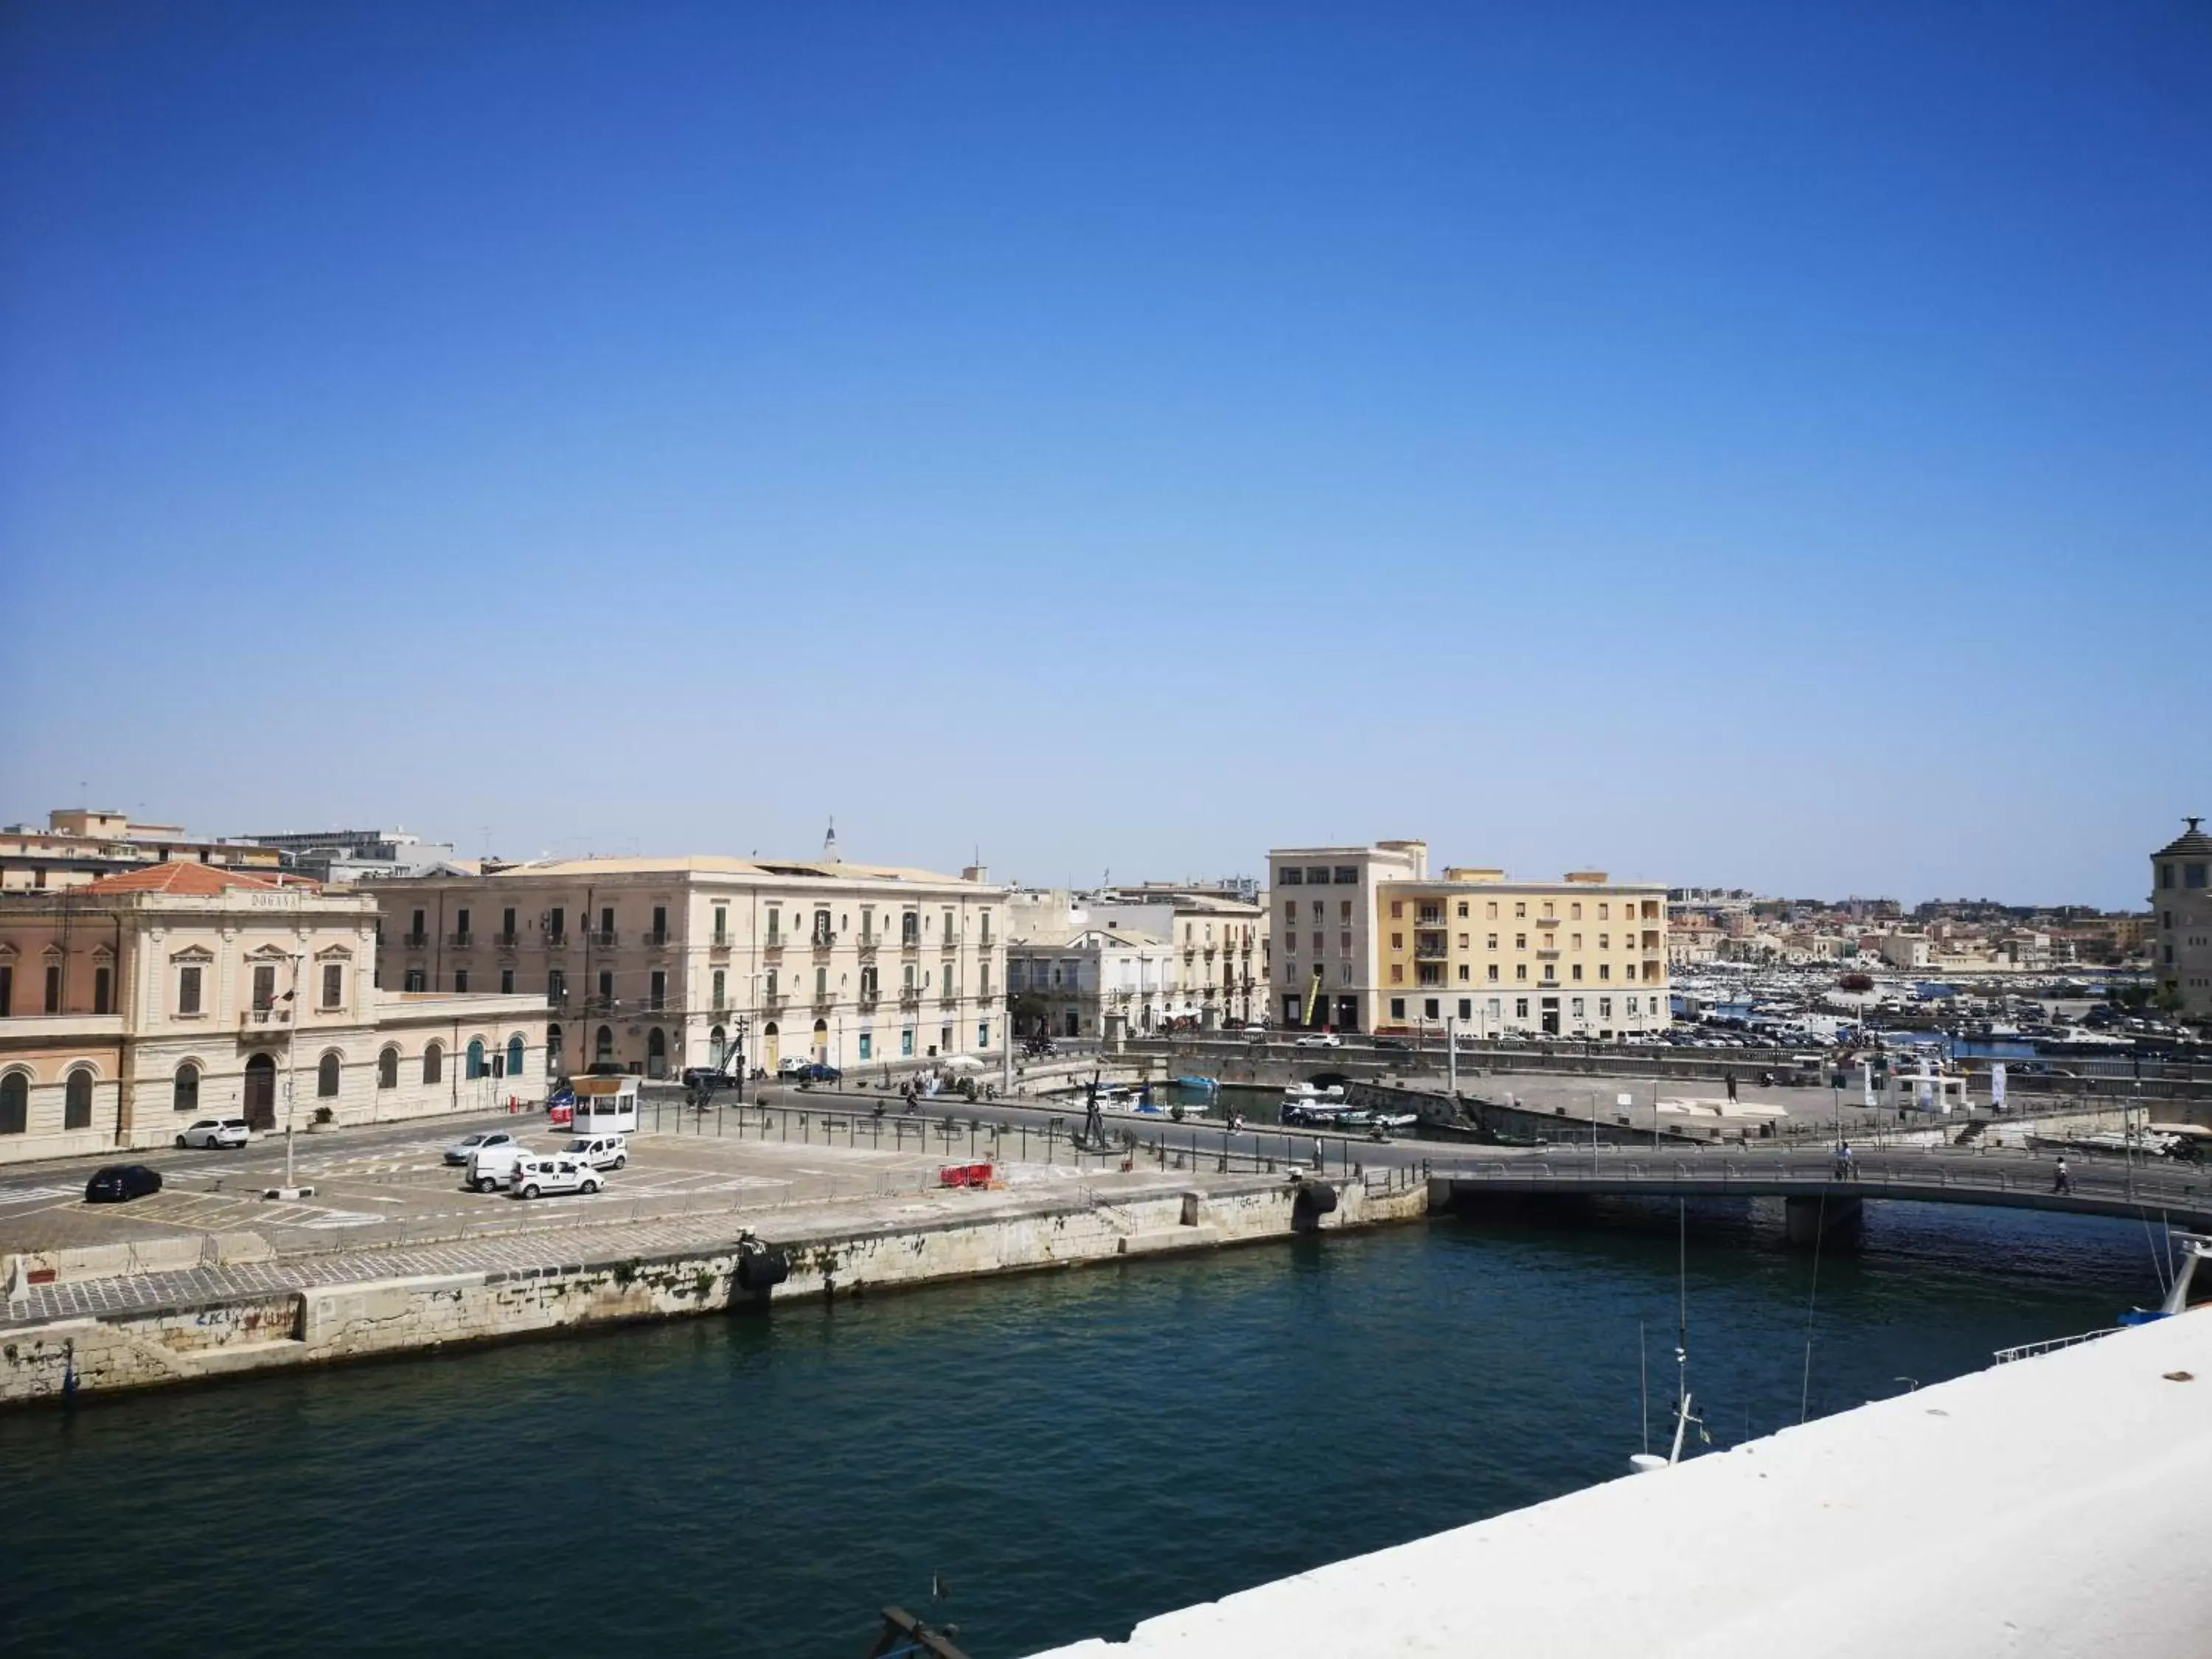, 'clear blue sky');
3,1,2205,908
